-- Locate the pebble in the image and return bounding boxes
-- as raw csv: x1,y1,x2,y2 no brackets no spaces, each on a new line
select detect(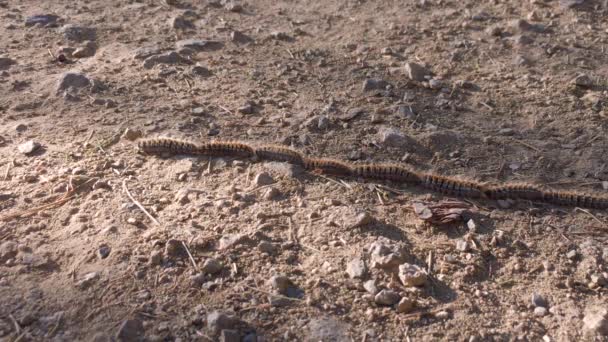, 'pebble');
397,105,416,120
0,241,18,262
435,311,450,320
218,234,248,250
191,65,212,77
72,41,96,58
362,78,389,92
164,239,186,259
398,263,427,287
207,311,239,336
0,57,16,70
363,280,379,295
378,127,408,147
396,297,416,313
237,102,255,114
404,62,430,82
583,305,608,336
428,79,442,89
97,245,111,259
143,51,191,69
566,250,577,260
351,211,373,227
170,15,194,30
231,31,253,44
25,14,60,27
201,258,223,274
268,274,293,295
56,71,92,93
346,257,367,279
369,241,406,269
263,187,280,201
61,24,96,42
456,240,469,252
76,272,99,289
258,241,276,254
374,289,401,306
116,319,145,341
573,74,593,87
121,128,142,142
317,116,330,130
513,55,531,66
175,39,223,52
18,140,40,155
149,249,163,266
254,172,274,186
534,307,548,317
531,293,548,308
220,329,240,342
